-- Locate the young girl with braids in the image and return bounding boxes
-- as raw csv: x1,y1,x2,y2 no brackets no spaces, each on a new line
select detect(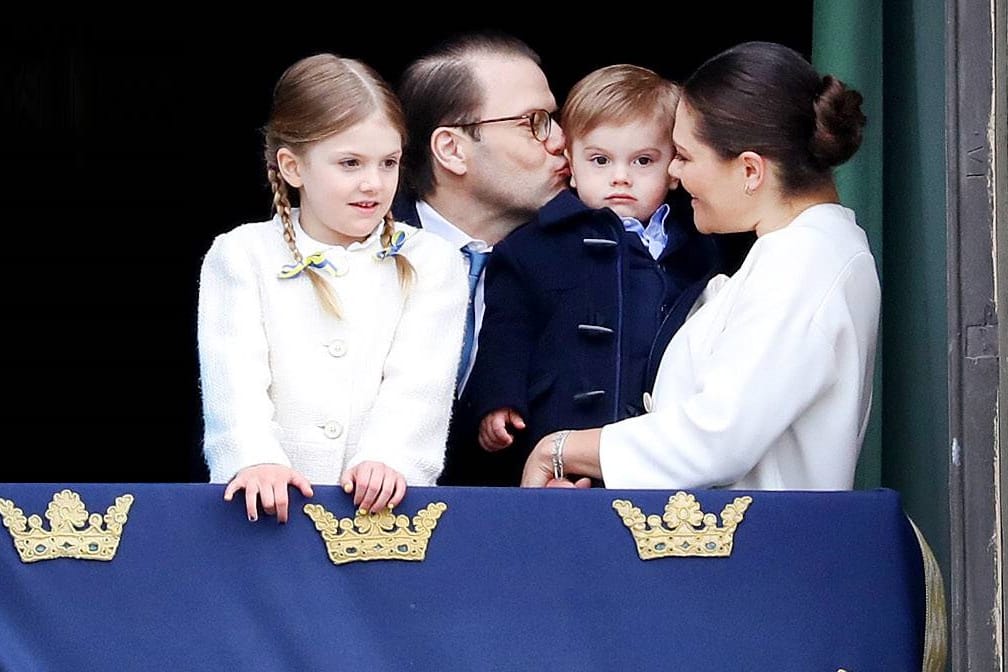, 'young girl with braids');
197,53,468,523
